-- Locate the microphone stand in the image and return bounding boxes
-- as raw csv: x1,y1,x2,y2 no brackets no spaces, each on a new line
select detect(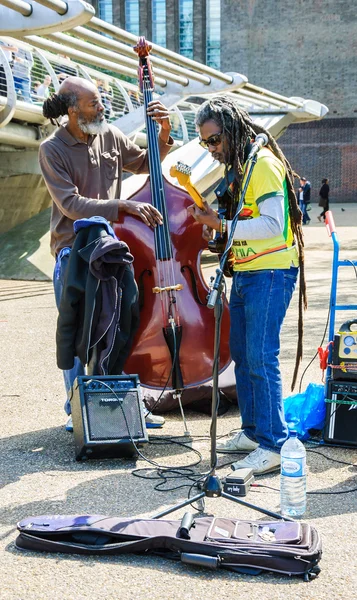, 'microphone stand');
153,155,292,521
